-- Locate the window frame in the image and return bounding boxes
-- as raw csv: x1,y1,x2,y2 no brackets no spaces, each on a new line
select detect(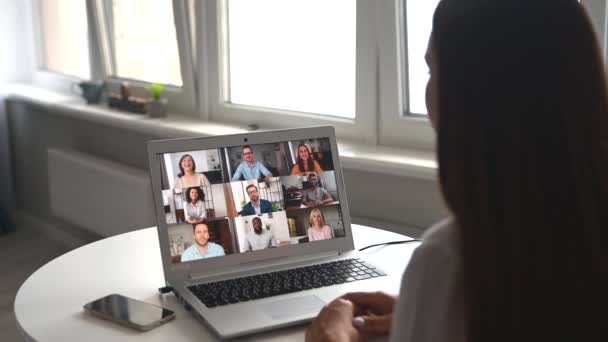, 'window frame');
199,0,378,145
377,0,434,151
377,0,608,151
